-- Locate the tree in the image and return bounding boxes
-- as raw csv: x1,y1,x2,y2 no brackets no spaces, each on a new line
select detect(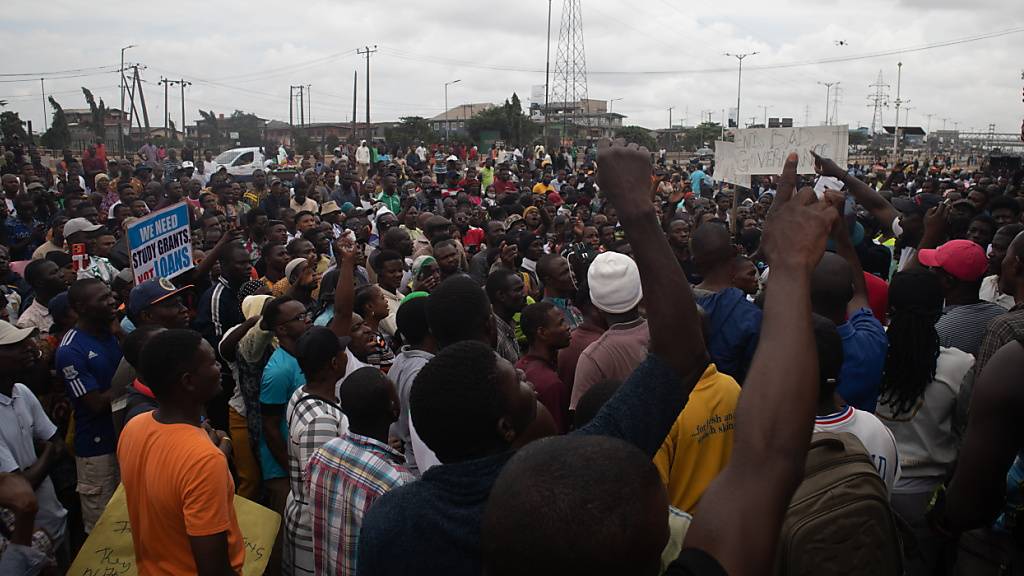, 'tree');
385,116,434,148
466,94,539,146
41,97,71,150
679,122,722,151
614,125,657,150
0,111,28,144
229,110,264,147
198,109,222,147
81,87,109,141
